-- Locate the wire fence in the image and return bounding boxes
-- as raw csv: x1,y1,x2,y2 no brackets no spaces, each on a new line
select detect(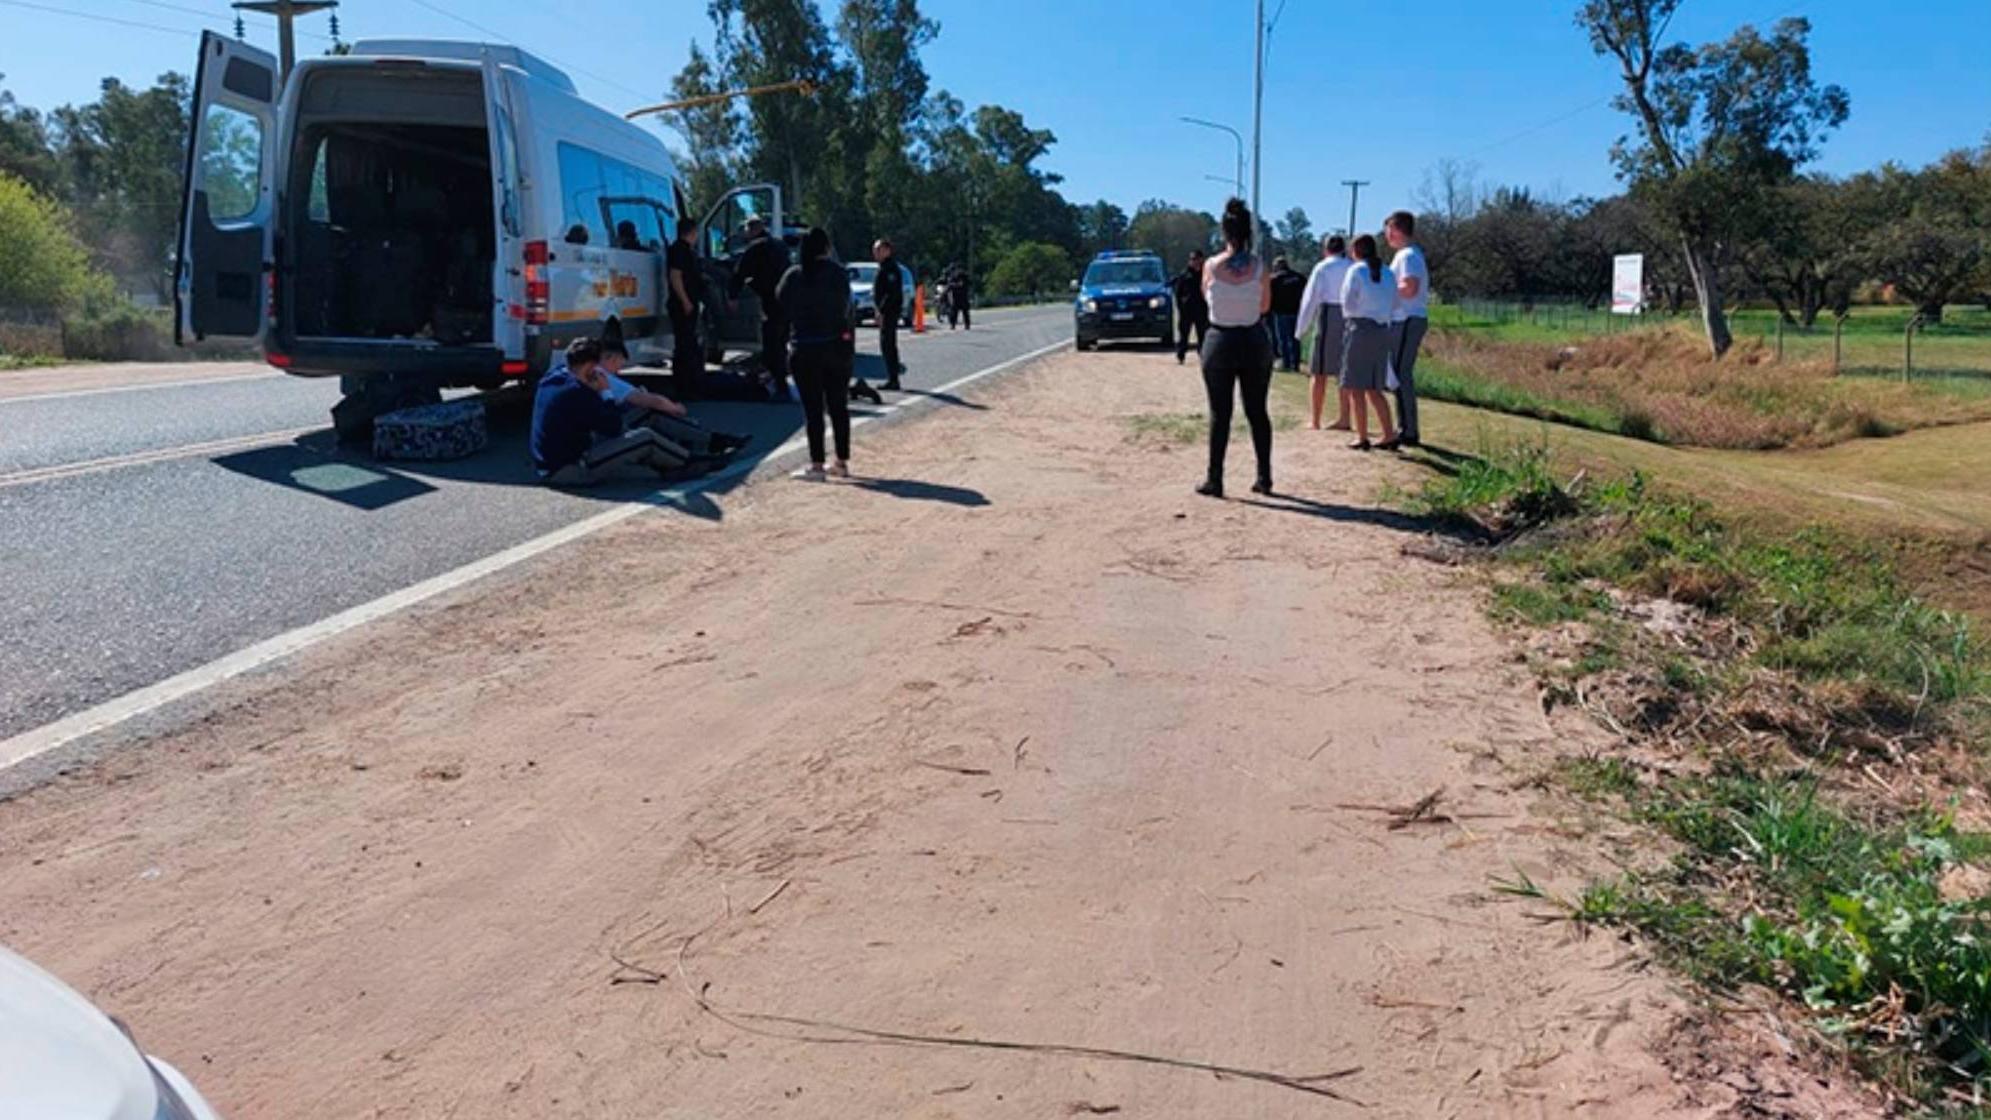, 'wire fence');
1438,298,1991,381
